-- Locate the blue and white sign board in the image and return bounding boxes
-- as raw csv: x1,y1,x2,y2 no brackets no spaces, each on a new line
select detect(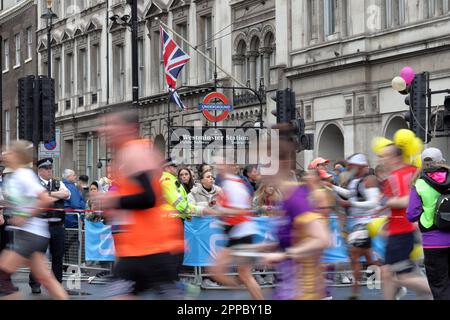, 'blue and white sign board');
38,128,61,158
